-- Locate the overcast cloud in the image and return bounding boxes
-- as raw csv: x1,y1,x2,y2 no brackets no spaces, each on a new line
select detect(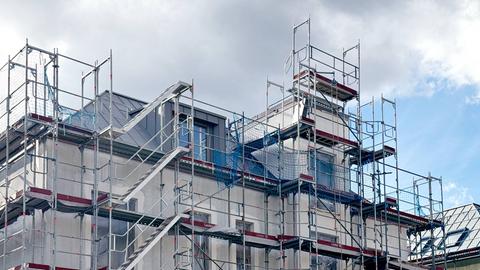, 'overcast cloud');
1,0,480,114
1,1,480,208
